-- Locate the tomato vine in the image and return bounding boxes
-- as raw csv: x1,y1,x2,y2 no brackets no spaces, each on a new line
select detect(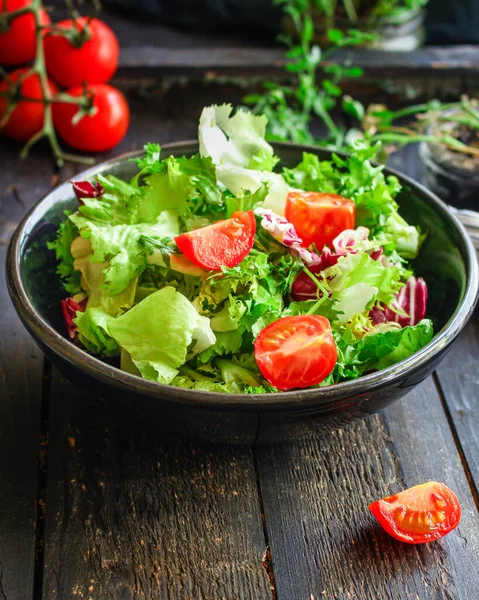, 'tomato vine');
0,0,101,166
